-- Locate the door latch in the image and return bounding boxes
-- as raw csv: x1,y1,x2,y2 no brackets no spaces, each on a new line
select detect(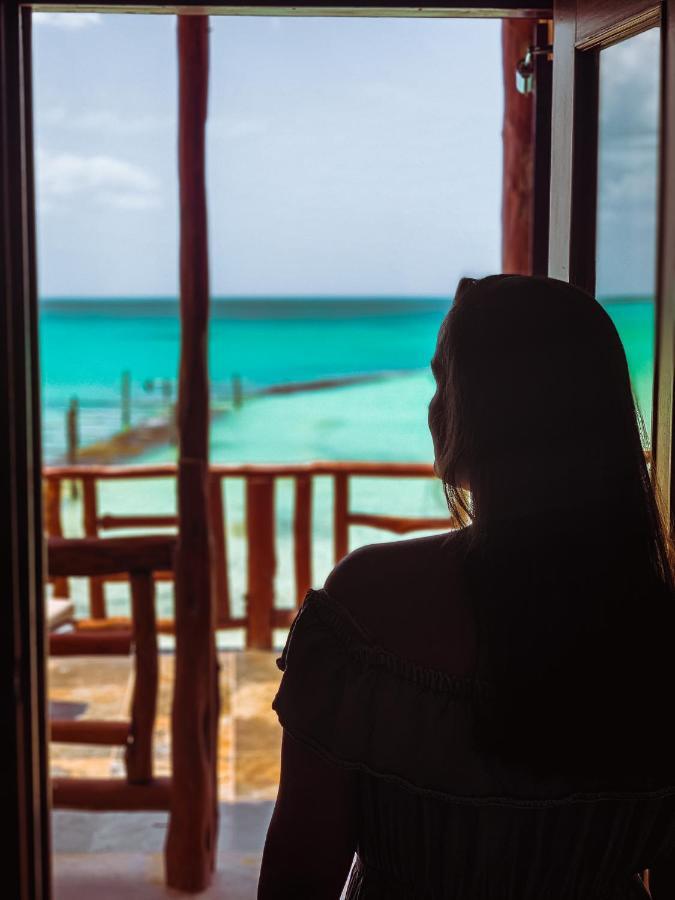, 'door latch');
516,44,553,95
